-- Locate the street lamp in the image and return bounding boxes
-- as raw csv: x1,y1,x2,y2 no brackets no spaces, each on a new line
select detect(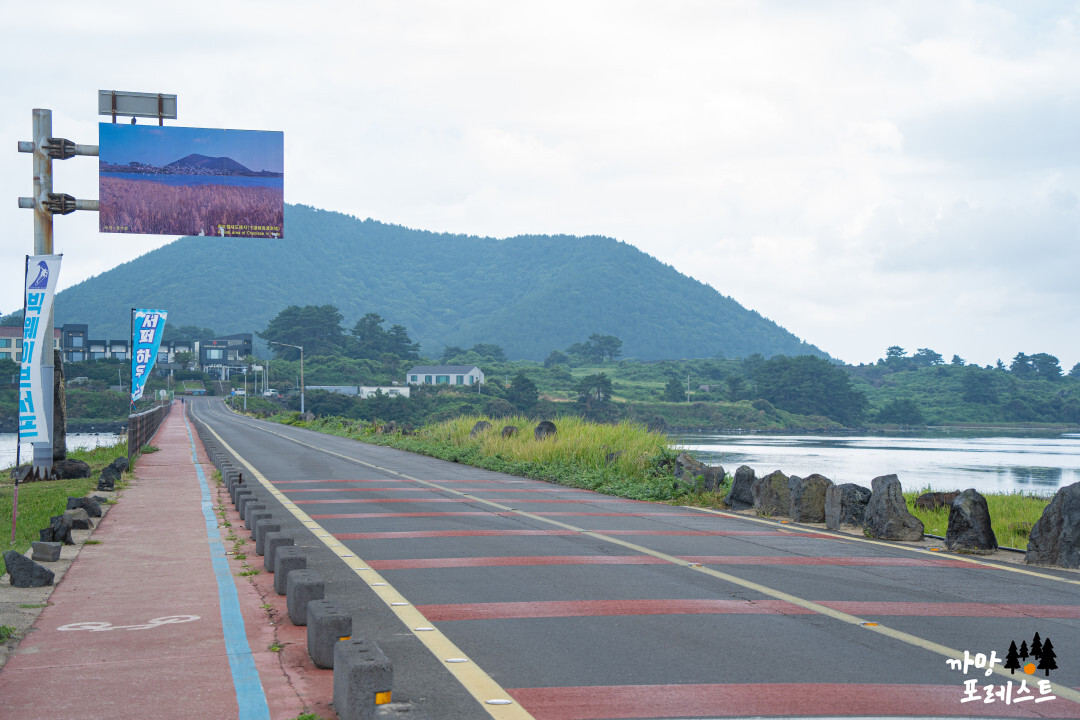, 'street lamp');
268,341,304,414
